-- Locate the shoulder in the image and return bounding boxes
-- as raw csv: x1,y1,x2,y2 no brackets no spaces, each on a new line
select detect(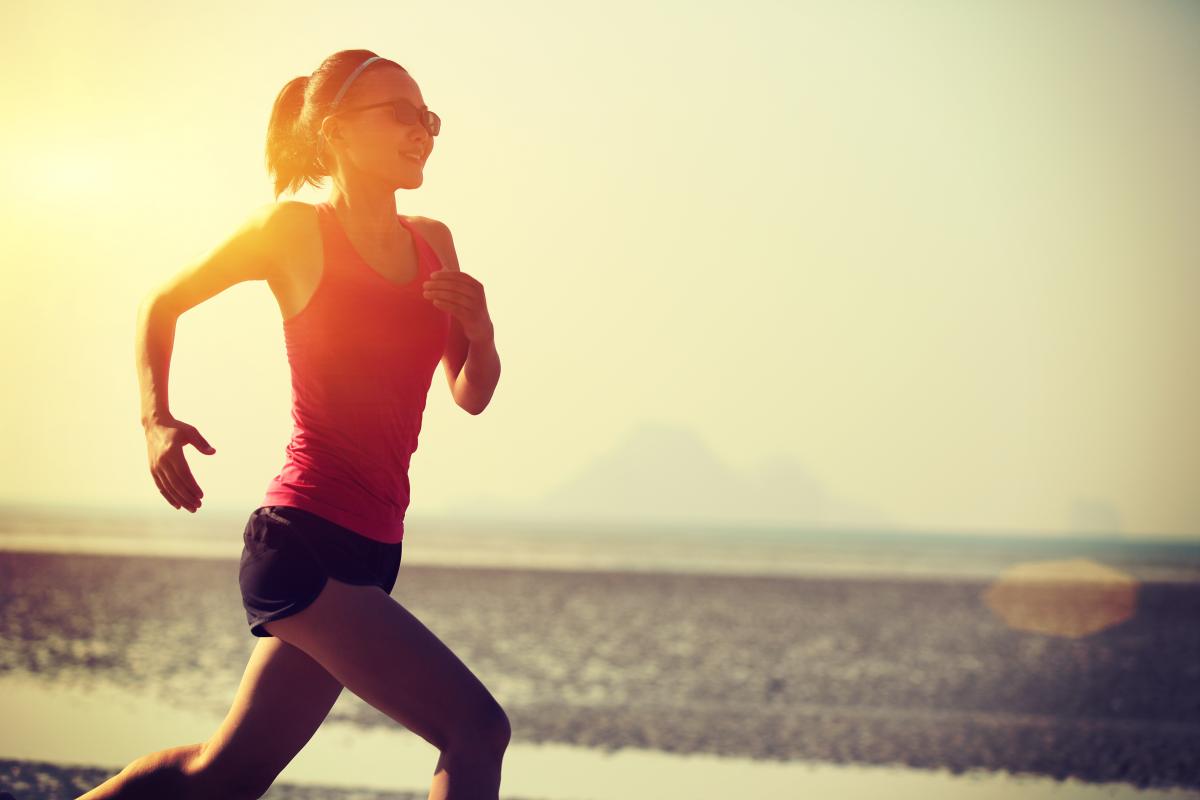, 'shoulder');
405,215,460,272
250,200,318,248
404,214,450,242
254,201,320,272
267,200,320,235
